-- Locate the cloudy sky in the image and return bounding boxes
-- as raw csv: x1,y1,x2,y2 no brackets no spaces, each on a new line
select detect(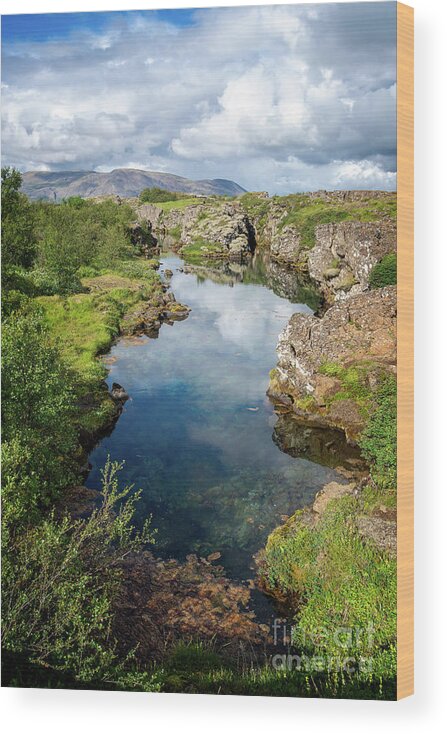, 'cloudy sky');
1,3,397,194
